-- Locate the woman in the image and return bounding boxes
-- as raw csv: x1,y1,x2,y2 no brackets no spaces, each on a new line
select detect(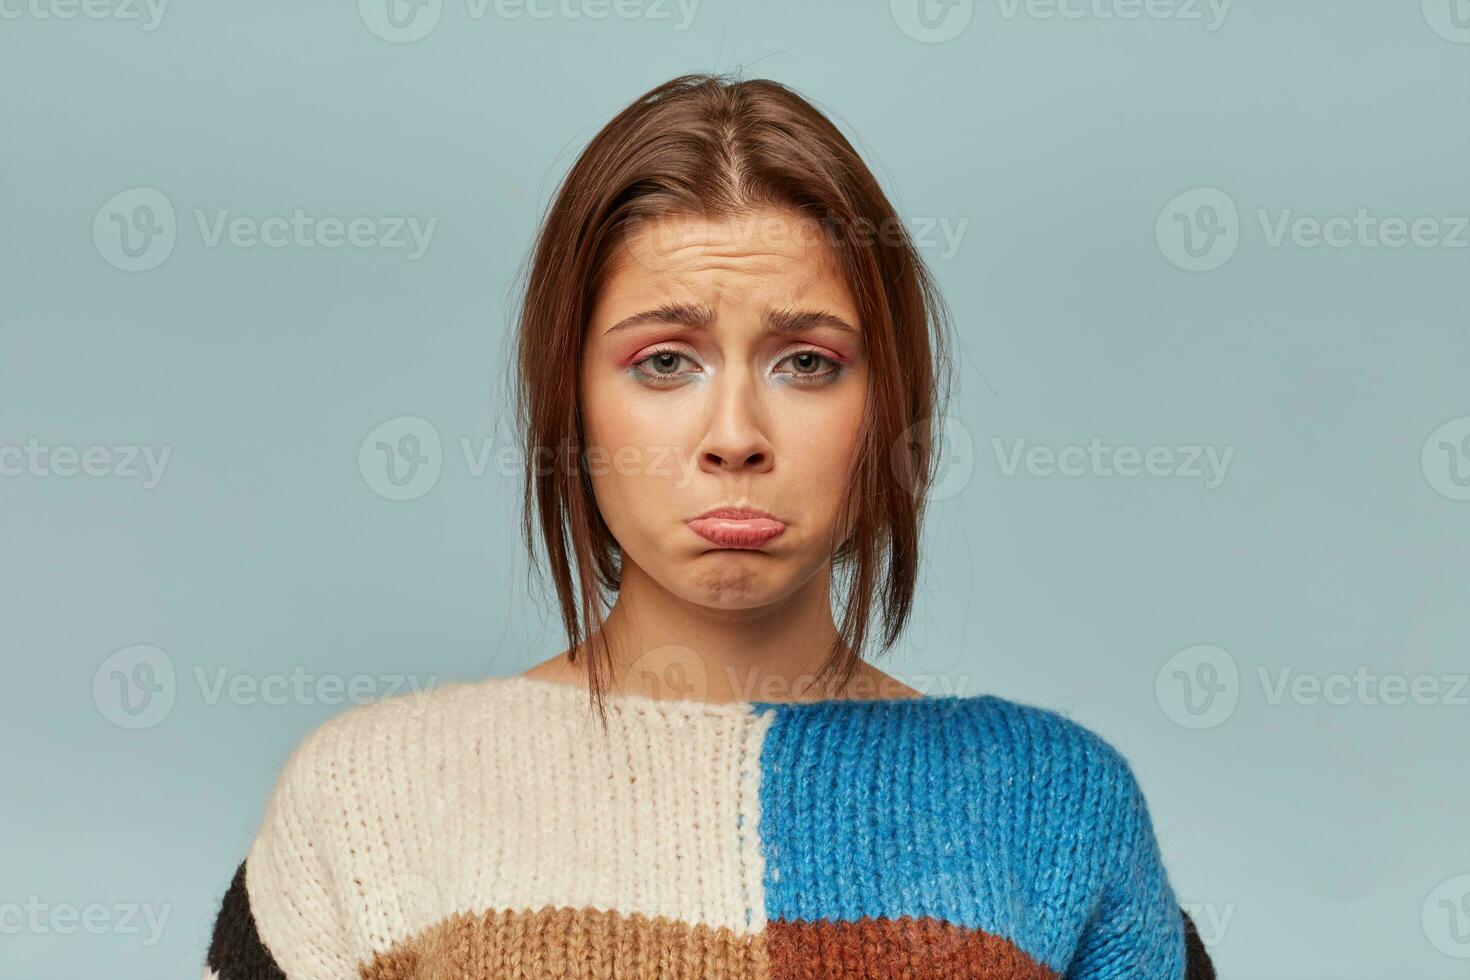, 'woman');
203,73,1215,979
